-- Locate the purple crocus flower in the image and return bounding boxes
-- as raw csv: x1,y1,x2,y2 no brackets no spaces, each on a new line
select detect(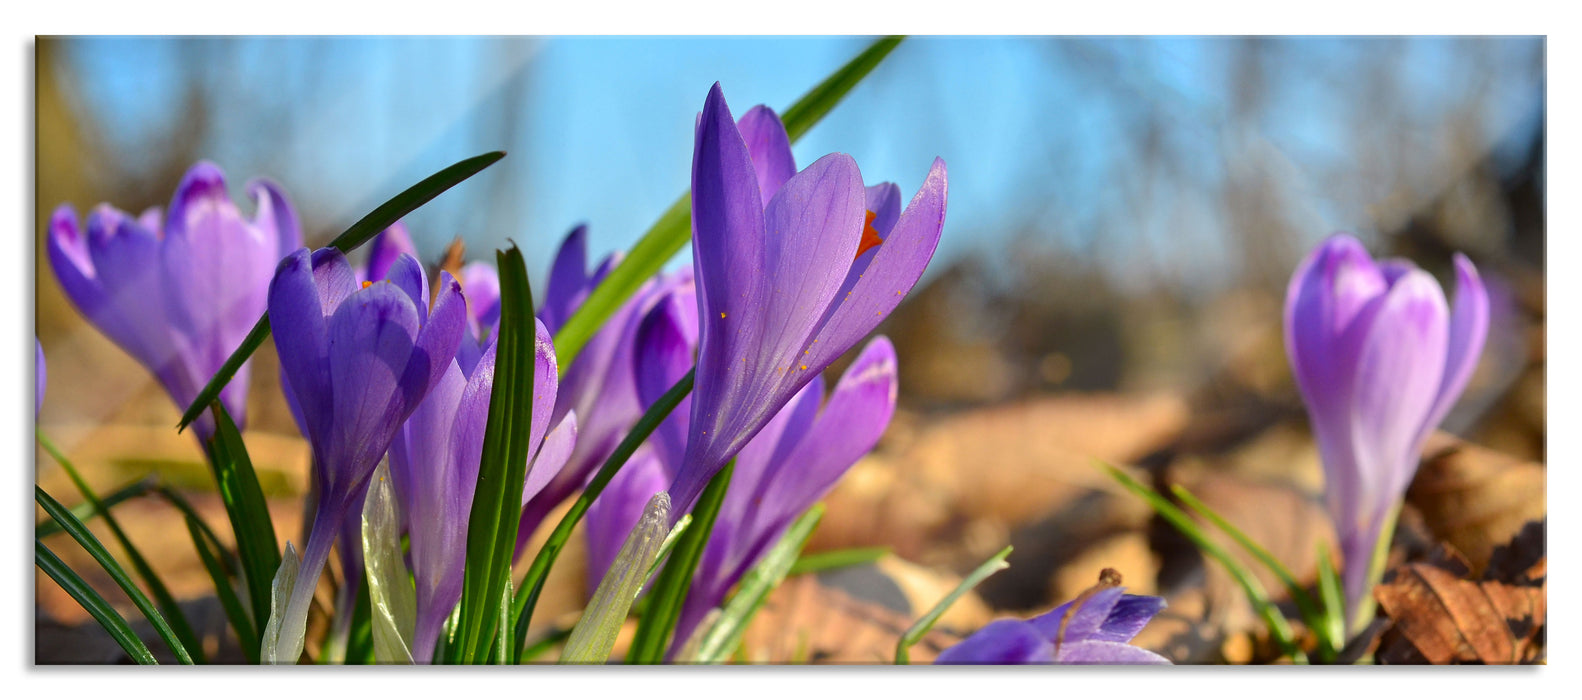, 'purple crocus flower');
1284,233,1489,624
668,83,947,516
46,161,302,443
513,227,690,557
387,319,568,662
584,278,901,657
356,221,419,285
264,246,465,661
936,575,1170,665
